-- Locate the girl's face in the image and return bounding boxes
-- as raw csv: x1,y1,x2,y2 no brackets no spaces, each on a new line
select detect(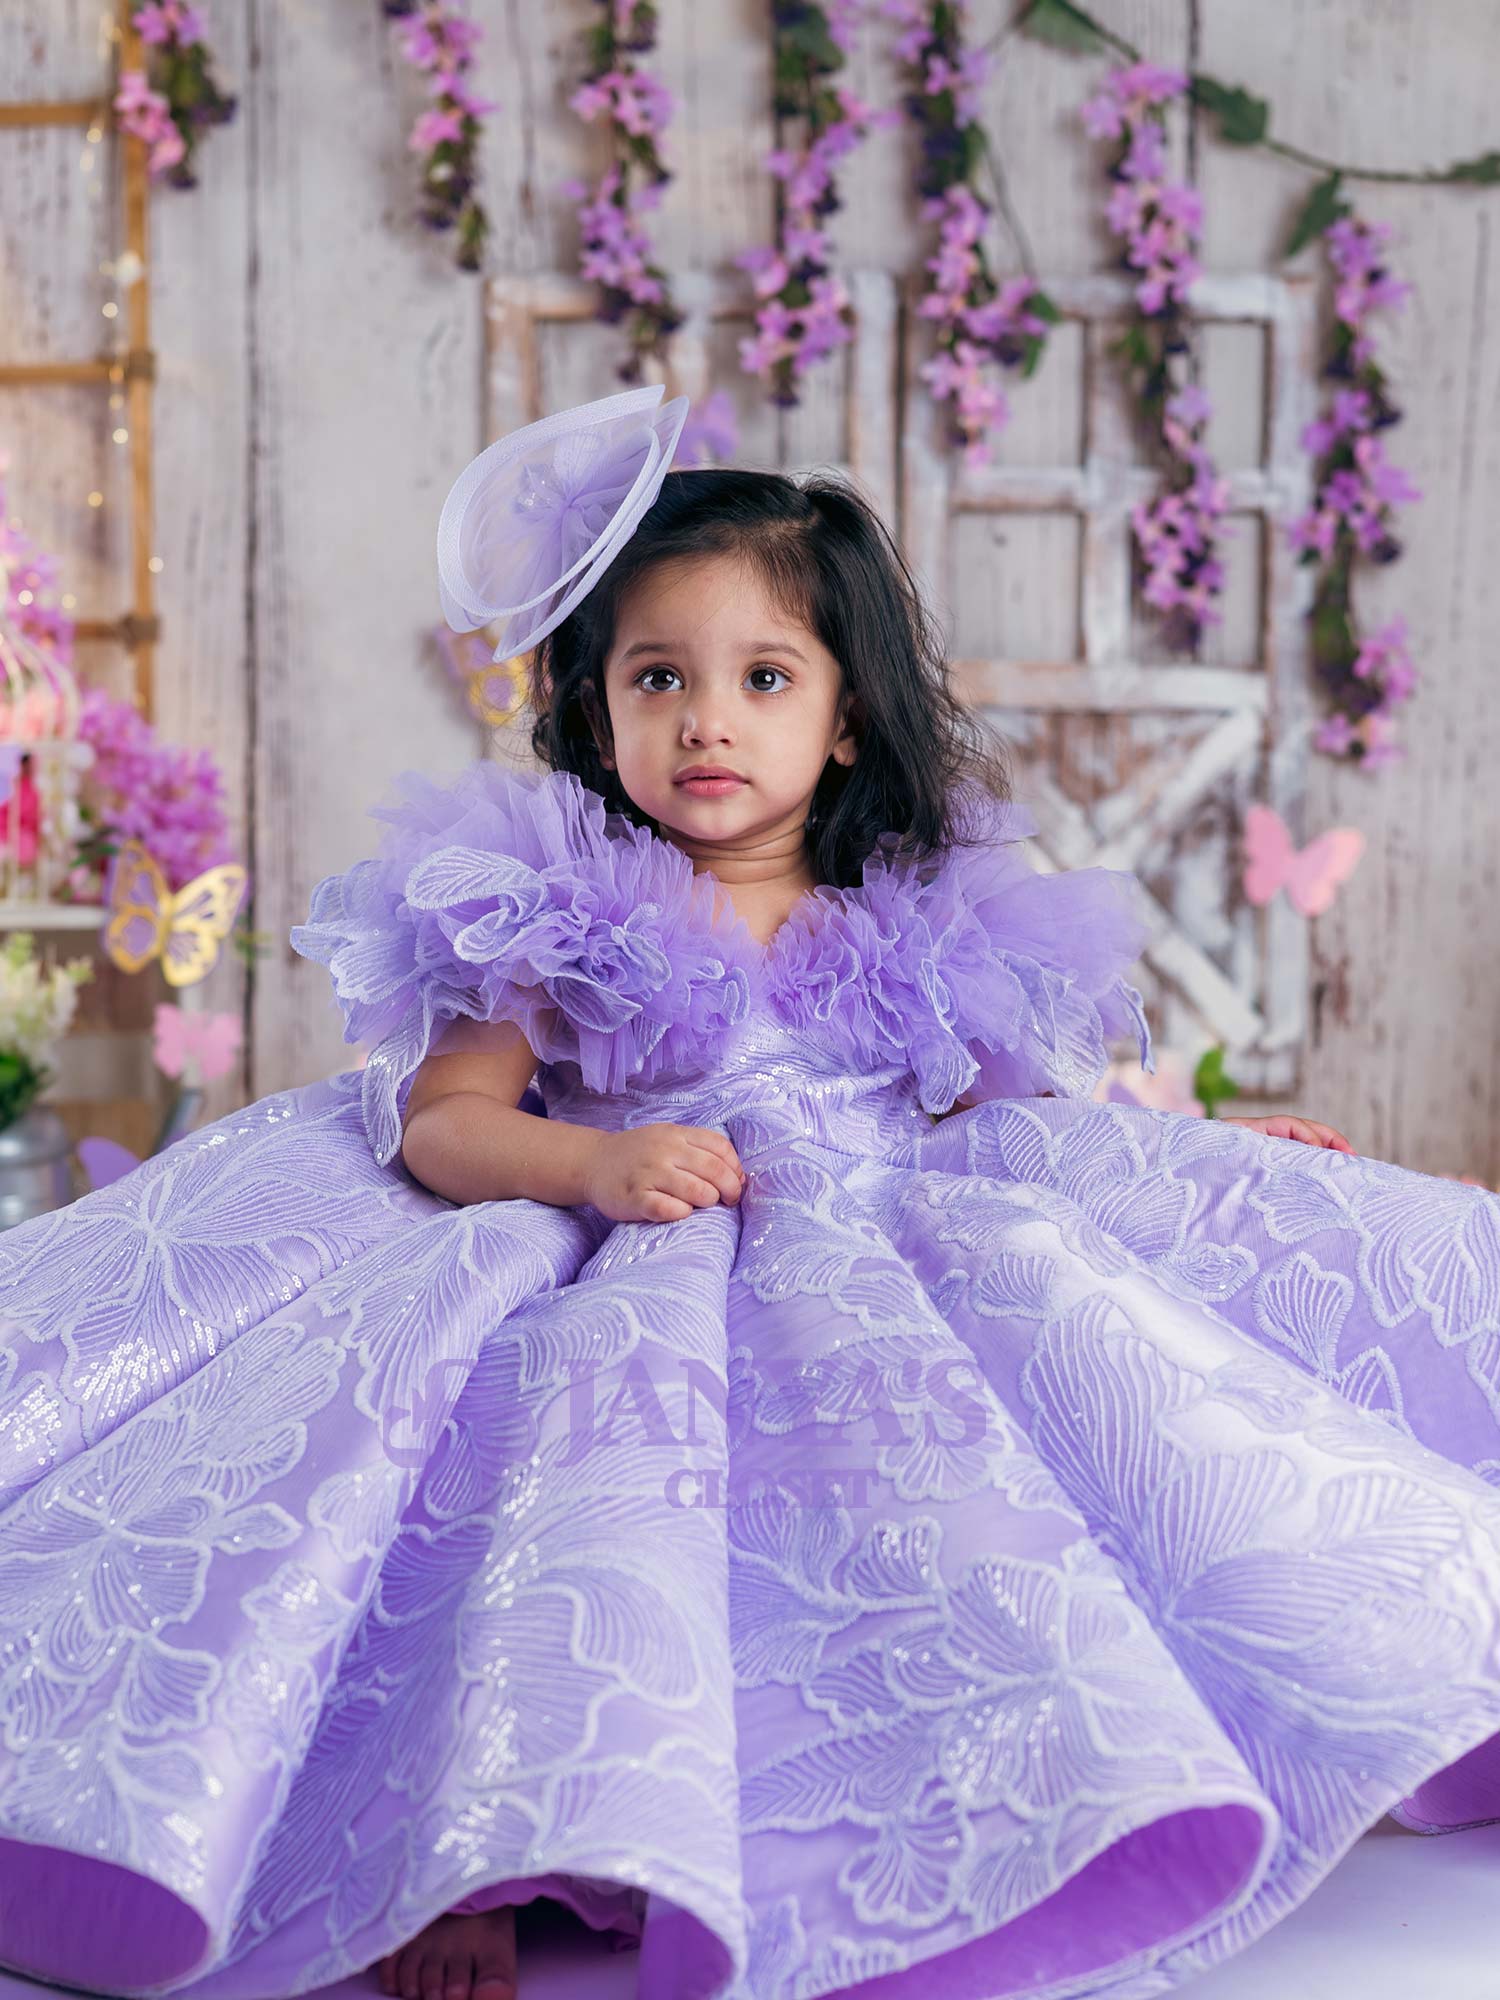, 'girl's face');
592,552,857,857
